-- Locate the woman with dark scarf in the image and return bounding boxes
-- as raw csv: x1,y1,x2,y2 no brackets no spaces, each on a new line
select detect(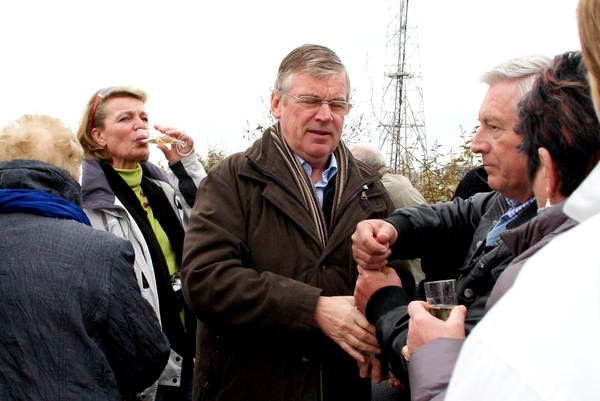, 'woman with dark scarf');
0,114,170,400
77,86,206,401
